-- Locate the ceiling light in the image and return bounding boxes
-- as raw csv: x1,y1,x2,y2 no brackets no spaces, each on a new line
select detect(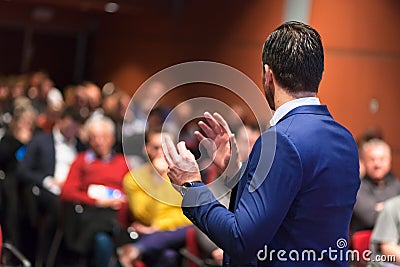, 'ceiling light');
104,2,119,13
32,6,54,22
